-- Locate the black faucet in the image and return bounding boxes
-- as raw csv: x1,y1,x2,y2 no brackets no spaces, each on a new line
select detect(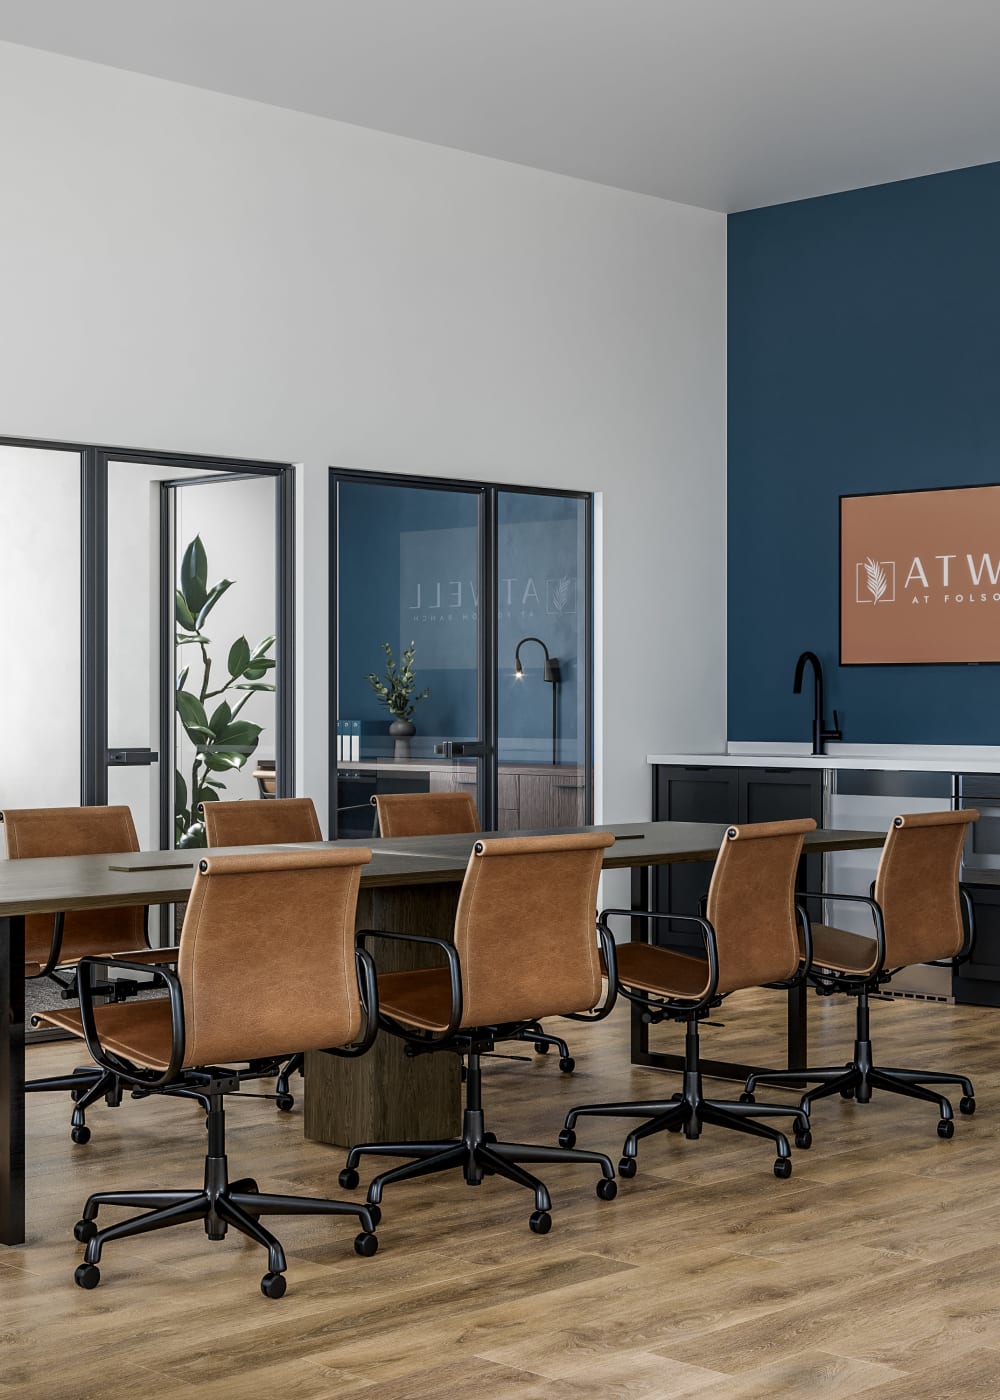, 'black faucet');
793,651,842,756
